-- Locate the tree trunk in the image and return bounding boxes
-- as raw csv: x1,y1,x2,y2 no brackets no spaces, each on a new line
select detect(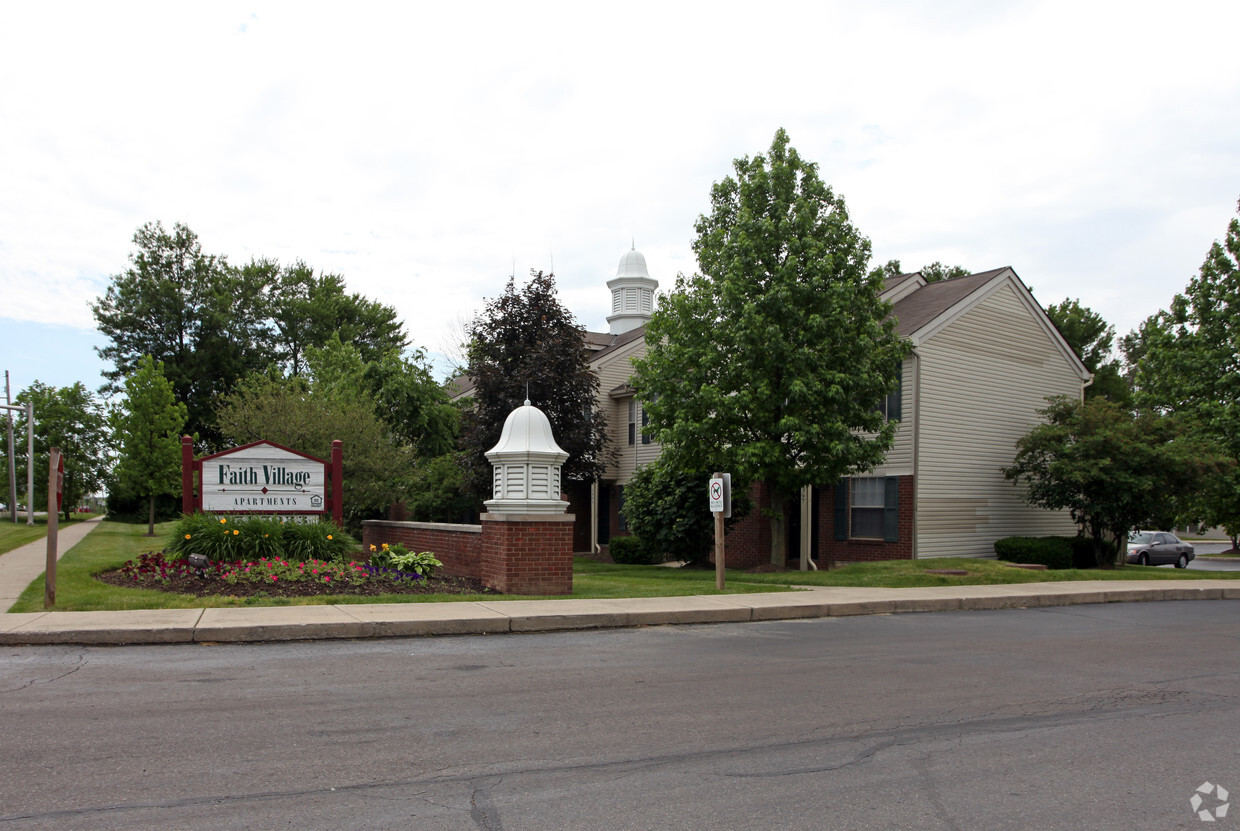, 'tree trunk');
146,496,156,537
768,489,786,566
